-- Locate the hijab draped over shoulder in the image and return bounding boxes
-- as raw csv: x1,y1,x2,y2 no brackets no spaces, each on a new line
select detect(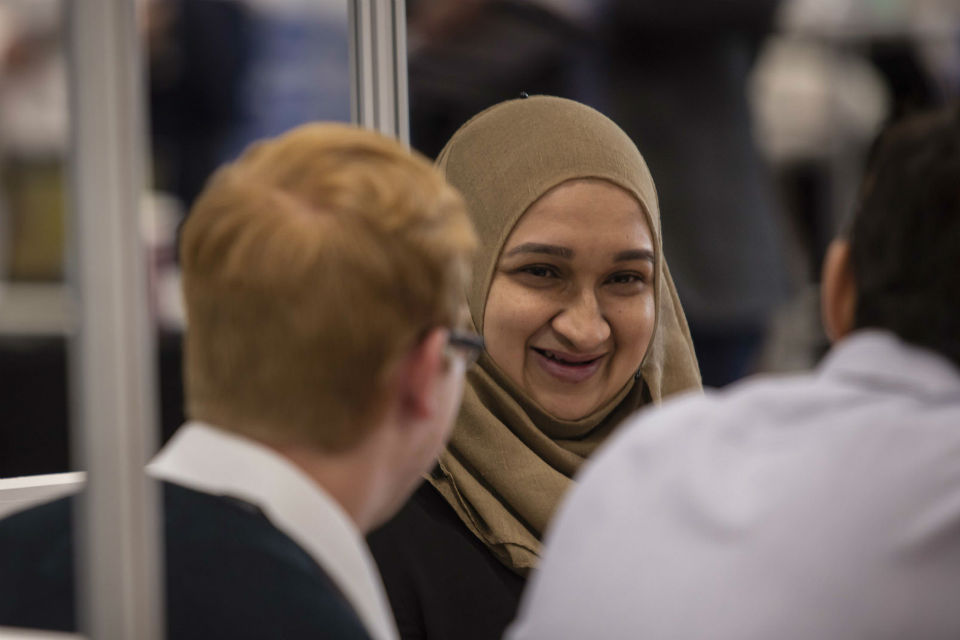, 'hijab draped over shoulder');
429,96,701,575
